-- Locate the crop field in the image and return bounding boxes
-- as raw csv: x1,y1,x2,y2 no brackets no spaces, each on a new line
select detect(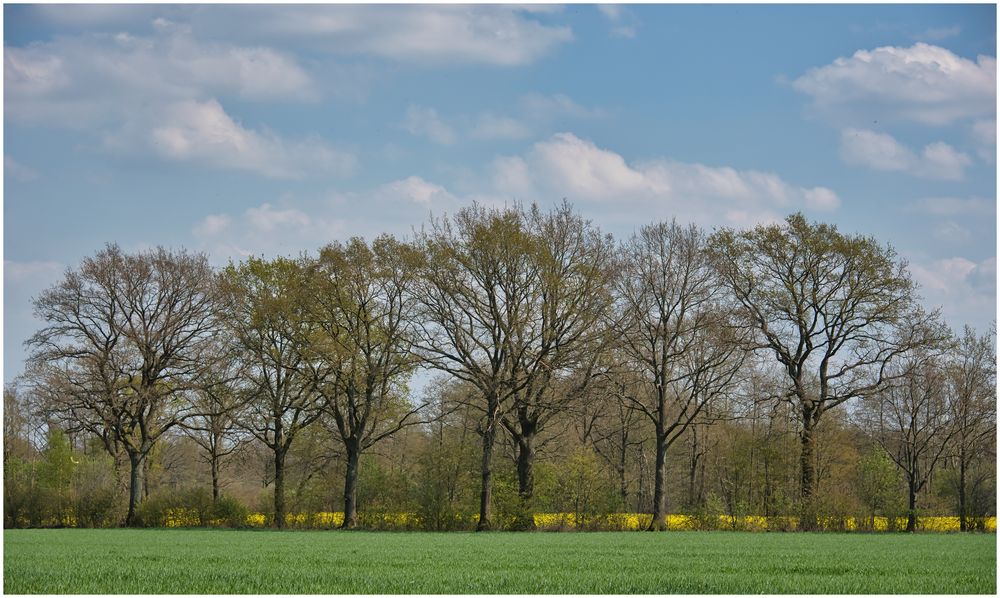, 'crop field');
3,529,996,594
